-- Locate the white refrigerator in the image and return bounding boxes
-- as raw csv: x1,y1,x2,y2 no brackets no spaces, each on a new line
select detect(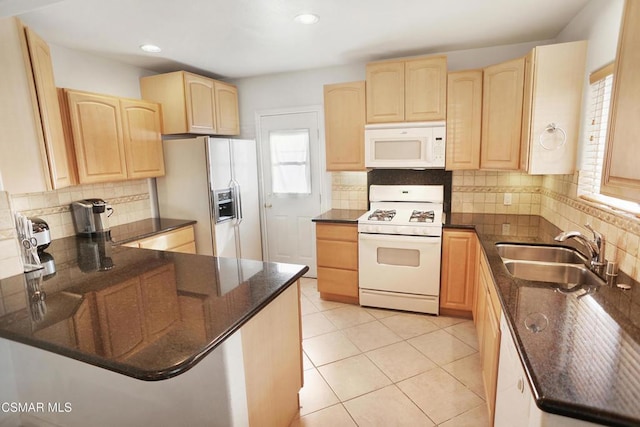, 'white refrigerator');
155,136,263,261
